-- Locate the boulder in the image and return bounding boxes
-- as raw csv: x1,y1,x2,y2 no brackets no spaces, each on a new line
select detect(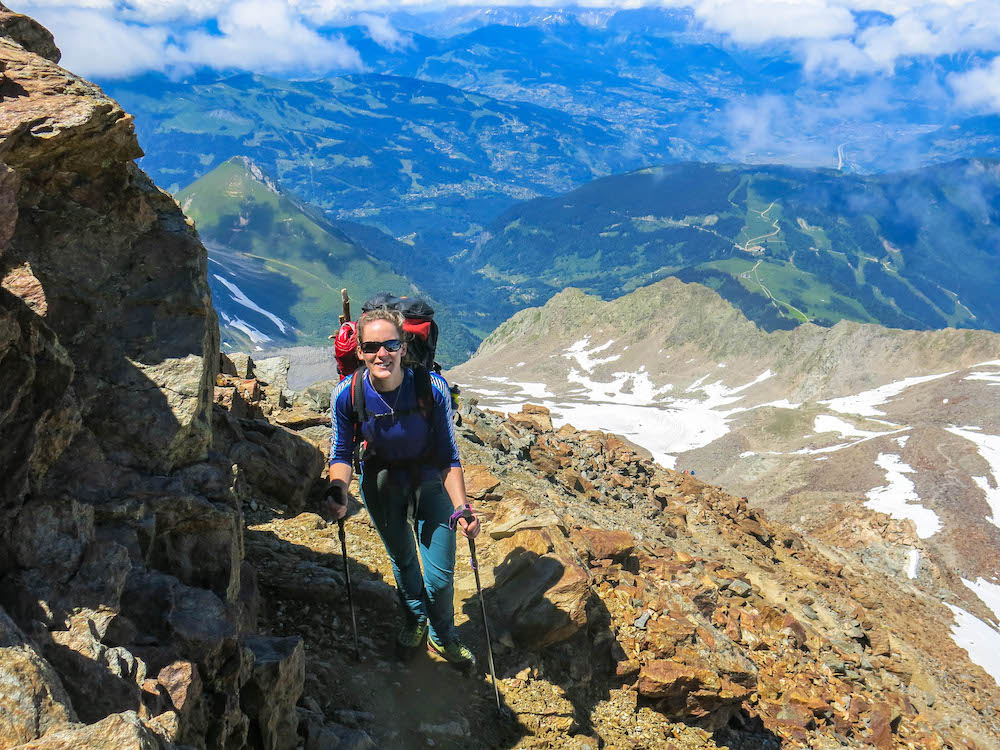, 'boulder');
300,378,338,414
0,33,217,476
571,528,635,564
145,492,243,602
241,636,305,750
464,464,500,500
0,613,77,748
488,494,567,540
220,415,324,512
491,539,591,648
9,710,162,750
